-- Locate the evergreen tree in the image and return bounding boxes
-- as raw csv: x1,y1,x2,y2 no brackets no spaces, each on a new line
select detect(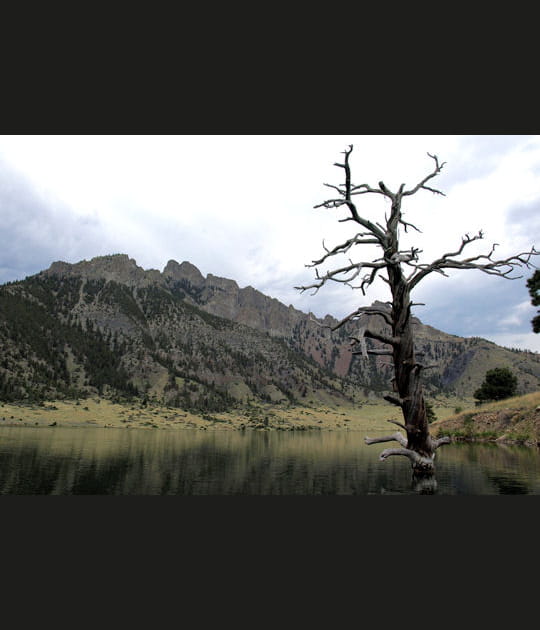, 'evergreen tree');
474,367,518,403
526,270,540,333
